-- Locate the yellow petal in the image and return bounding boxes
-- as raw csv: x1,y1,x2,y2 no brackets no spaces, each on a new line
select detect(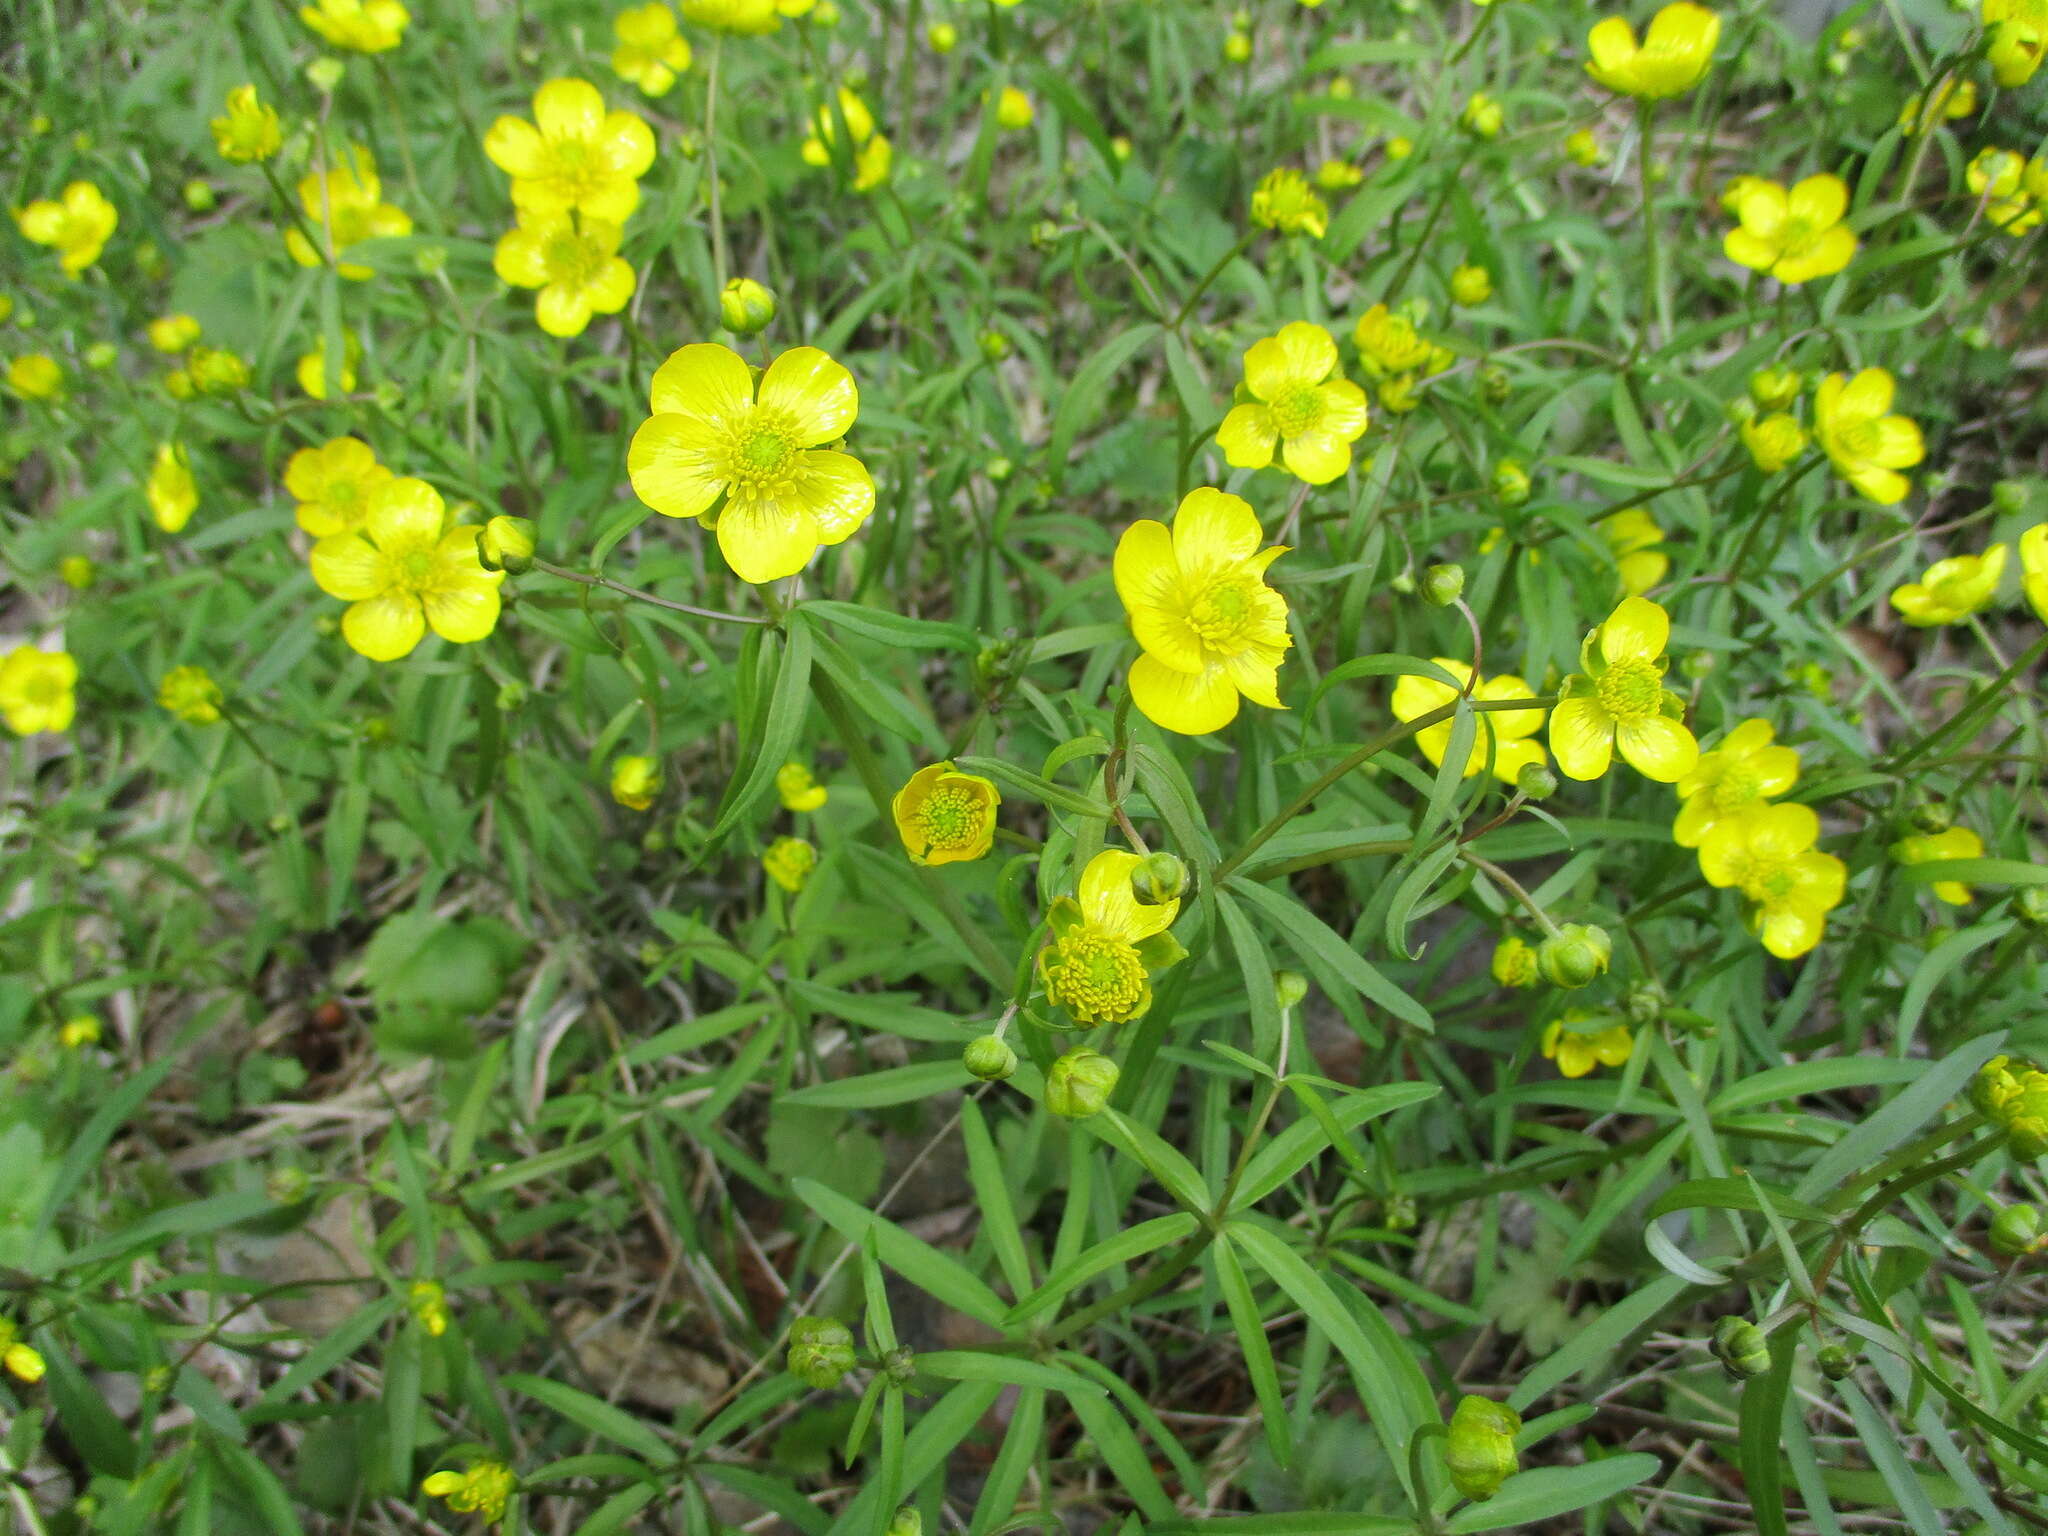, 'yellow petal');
1599,595,1669,665
310,533,385,600
484,116,547,178
1787,173,1847,229
423,578,502,644
1243,322,1335,398
1169,487,1263,570
1280,428,1351,485
367,478,446,550
717,492,817,583
757,347,858,445
1216,404,1278,470
602,111,658,178
1113,519,1175,613
1614,714,1699,782
1549,695,1613,780
628,412,728,519
789,449,875,542
649,341,753,419
343,592,426,660
493,225,551,288
1130,653,1239,735
533,77,606,140
535,283,594,336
